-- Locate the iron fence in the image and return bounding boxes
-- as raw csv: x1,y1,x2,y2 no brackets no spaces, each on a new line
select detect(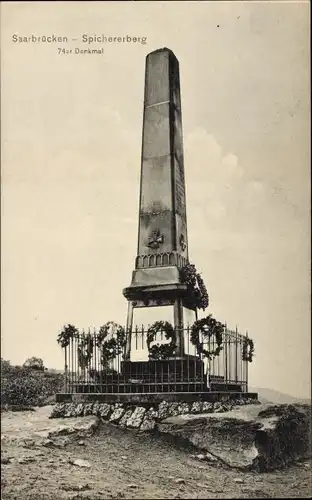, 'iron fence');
62,325,249,394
